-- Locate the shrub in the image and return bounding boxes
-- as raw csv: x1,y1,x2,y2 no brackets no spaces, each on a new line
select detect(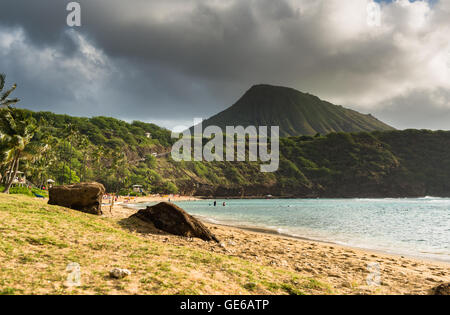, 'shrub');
9,187,34,197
